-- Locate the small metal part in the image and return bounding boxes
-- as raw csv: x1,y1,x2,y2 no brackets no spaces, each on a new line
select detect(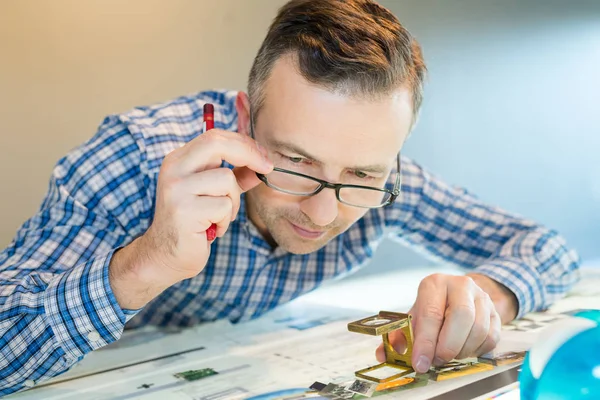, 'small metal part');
429,361,493,381
477,351,526,366
347,311,415,383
